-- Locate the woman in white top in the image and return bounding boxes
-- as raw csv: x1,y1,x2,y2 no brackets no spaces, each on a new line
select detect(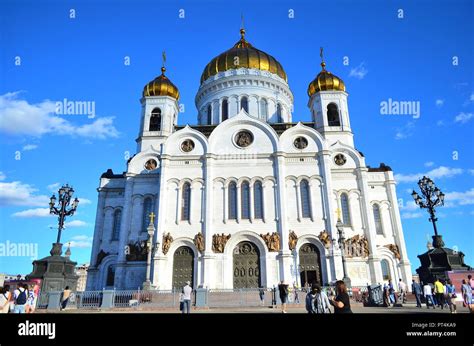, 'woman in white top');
0,286,11,313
